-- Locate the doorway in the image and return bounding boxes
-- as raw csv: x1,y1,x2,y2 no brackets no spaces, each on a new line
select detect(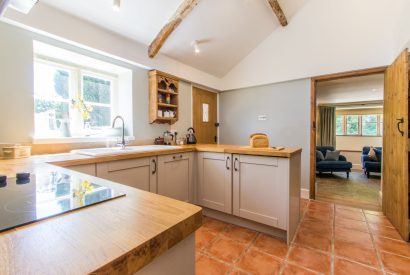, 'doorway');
192,87,218,144
314,75,384,211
